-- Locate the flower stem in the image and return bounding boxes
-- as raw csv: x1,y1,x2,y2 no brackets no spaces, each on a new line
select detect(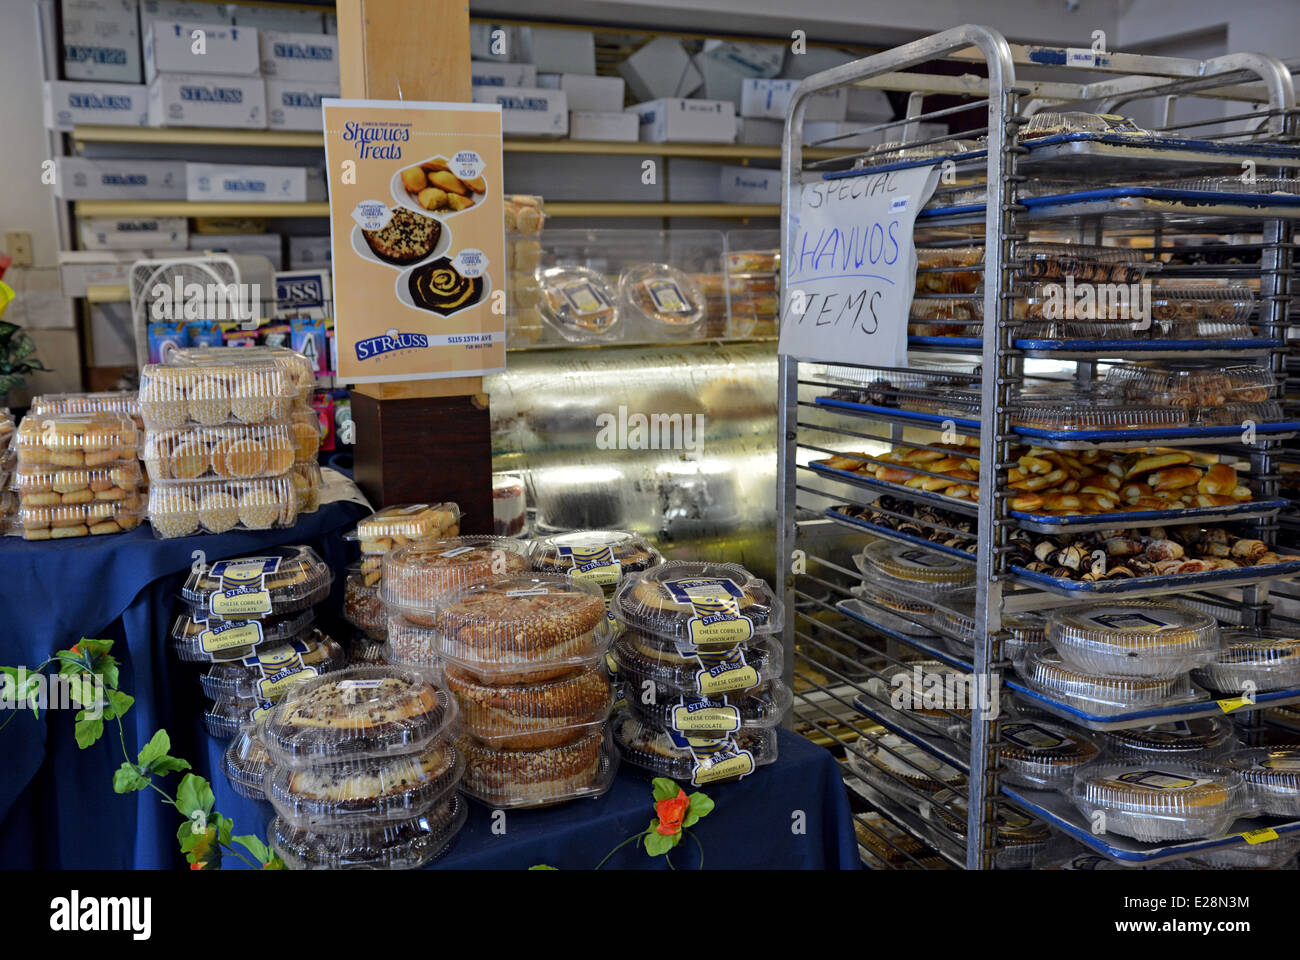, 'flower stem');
593,830,650,870
687,829,704,870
